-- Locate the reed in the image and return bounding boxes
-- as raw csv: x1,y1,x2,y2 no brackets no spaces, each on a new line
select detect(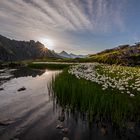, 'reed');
50,69,140,127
